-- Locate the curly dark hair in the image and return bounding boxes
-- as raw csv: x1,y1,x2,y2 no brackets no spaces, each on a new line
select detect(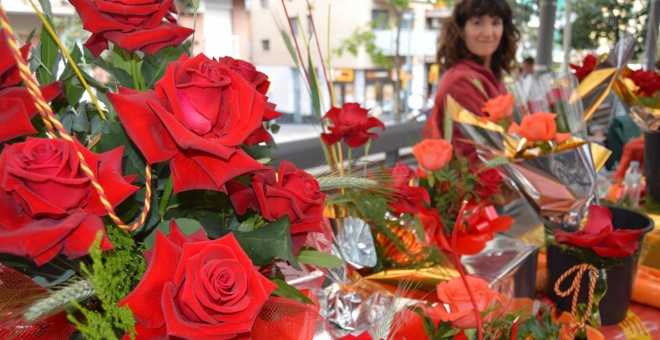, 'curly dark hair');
437,0,519,79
